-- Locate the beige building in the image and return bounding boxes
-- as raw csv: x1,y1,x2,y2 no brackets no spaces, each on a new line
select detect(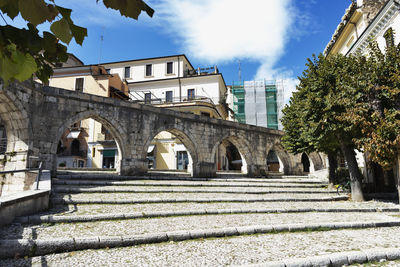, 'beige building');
101,55,235,172
46,62,129,169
